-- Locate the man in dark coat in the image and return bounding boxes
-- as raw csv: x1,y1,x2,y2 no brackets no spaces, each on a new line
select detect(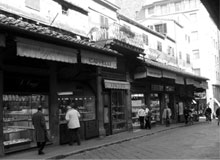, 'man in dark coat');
32,106,47,155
